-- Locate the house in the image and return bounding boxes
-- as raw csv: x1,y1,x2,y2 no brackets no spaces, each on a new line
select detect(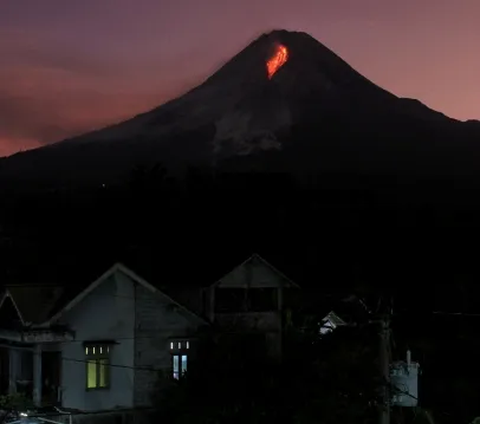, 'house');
319,311,347,335
0,253,368,415
0,263,206,412
0,254,304,413
202,253,300,357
